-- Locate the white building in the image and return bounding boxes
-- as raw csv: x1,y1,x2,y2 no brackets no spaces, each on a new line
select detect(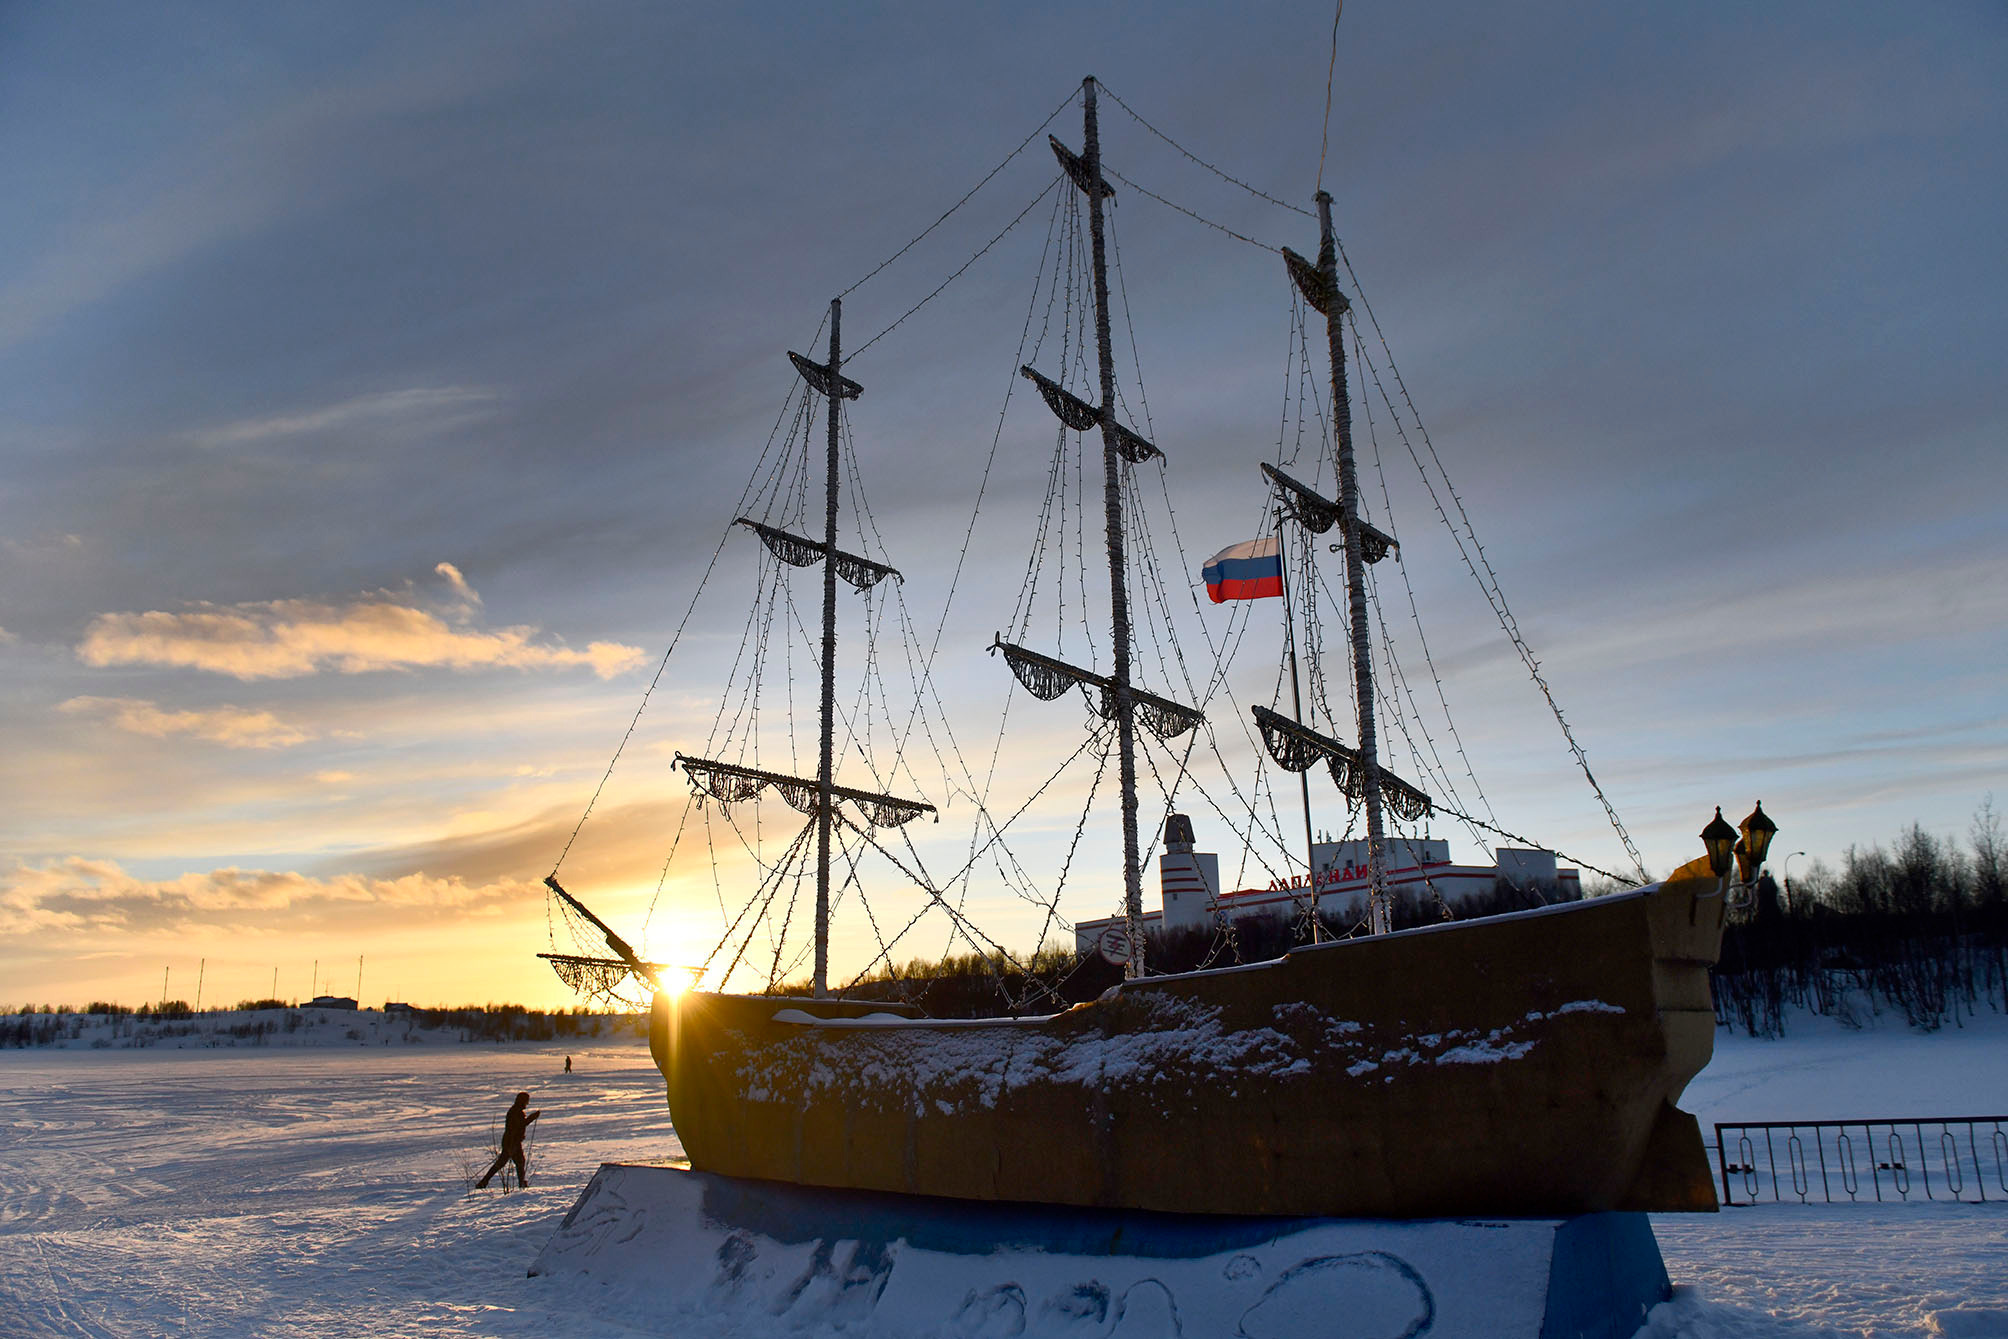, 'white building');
1075,814,1579,957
